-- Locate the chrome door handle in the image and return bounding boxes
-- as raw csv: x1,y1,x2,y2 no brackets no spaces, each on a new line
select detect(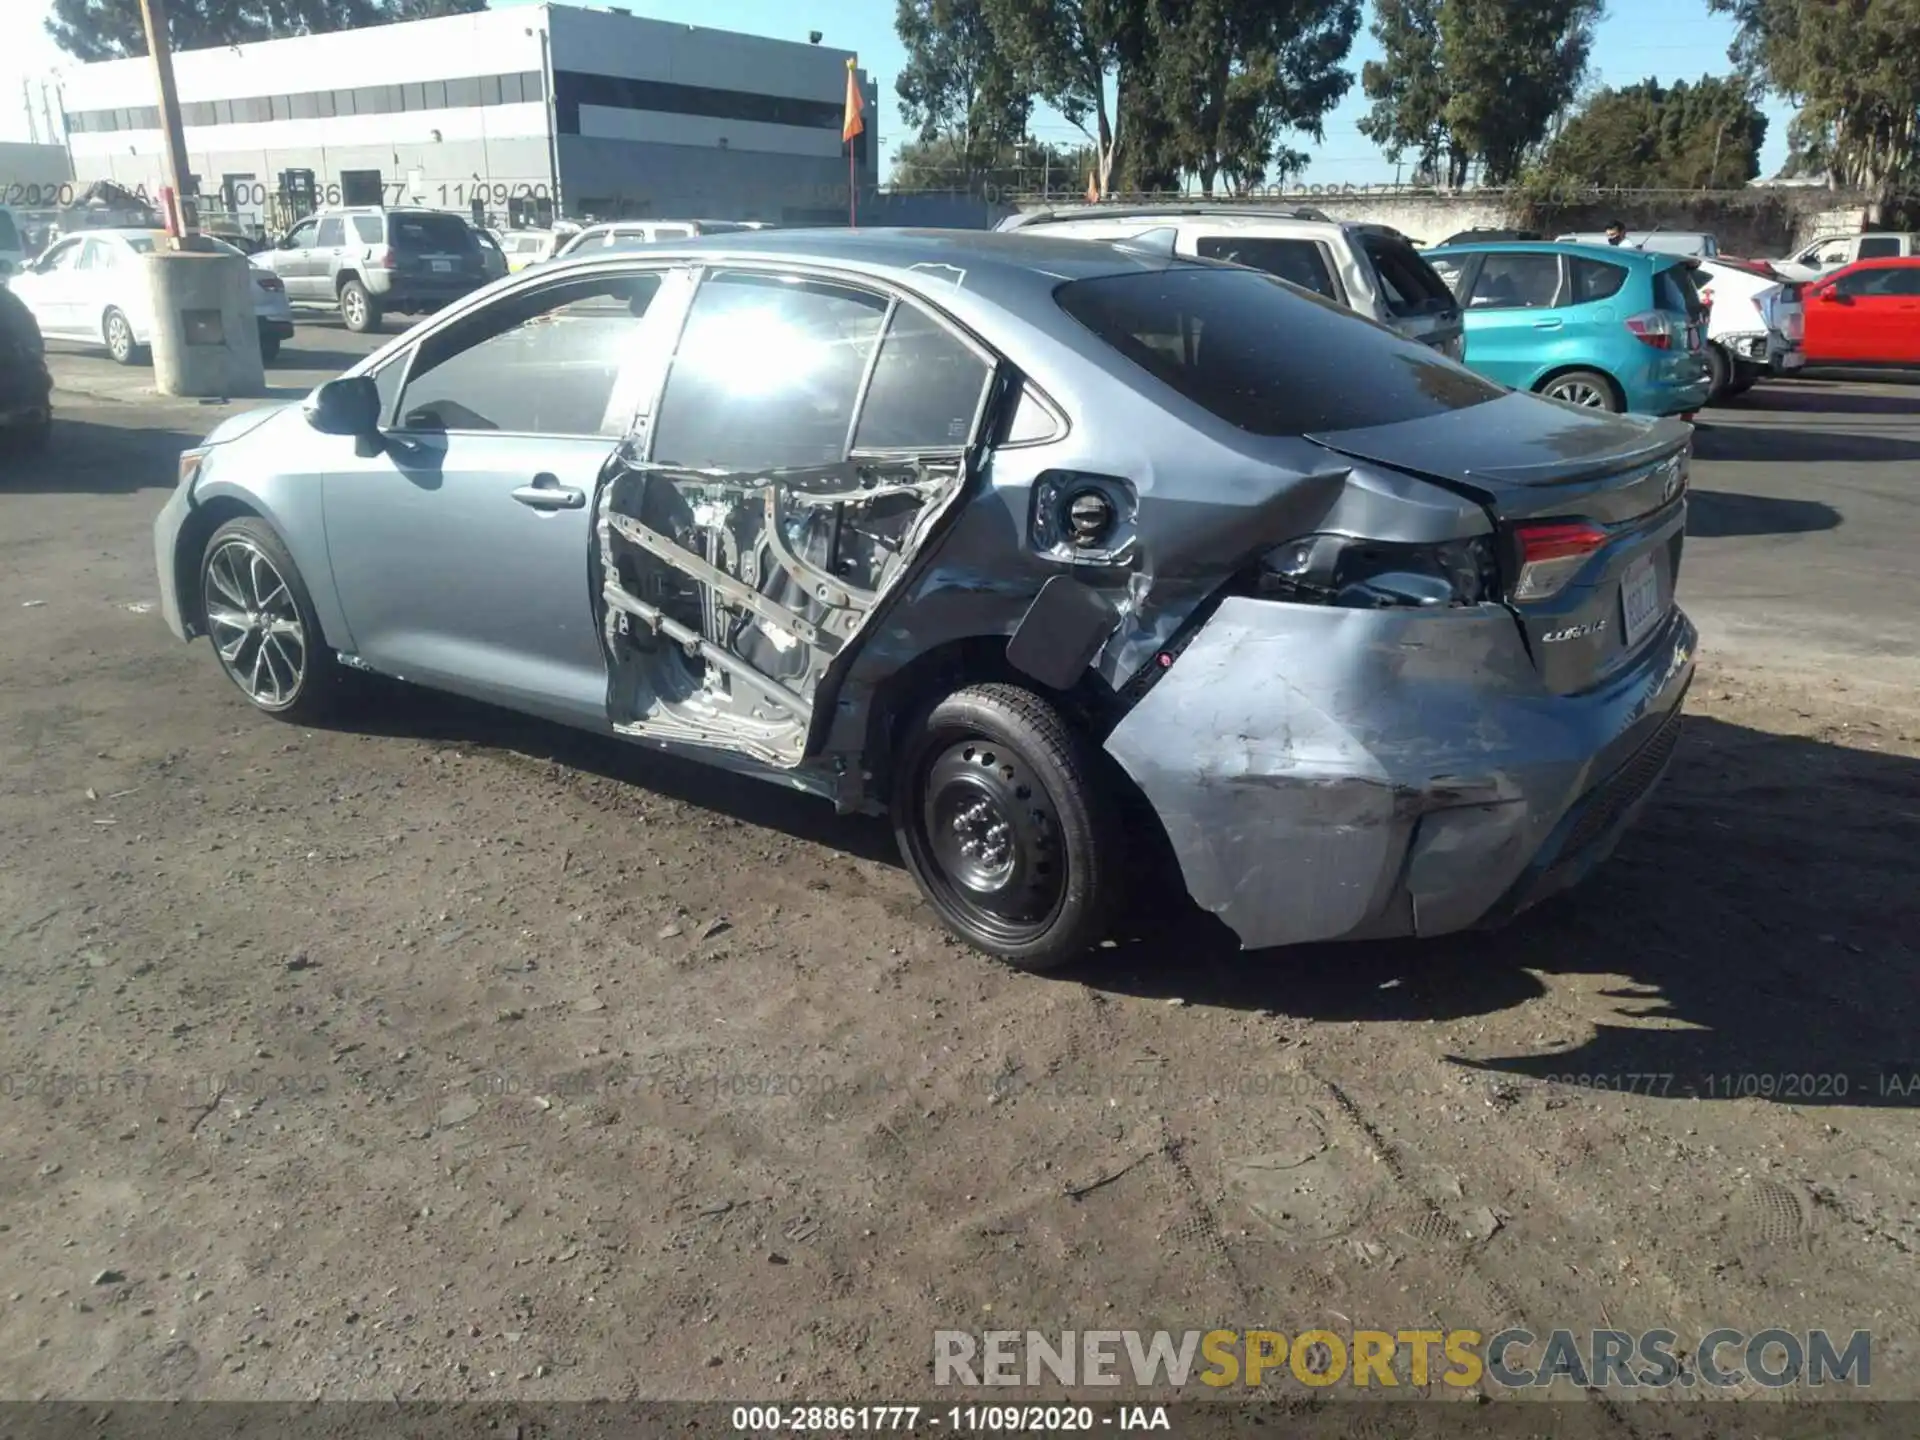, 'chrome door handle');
1533,318,1563,330
511,476,585,510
